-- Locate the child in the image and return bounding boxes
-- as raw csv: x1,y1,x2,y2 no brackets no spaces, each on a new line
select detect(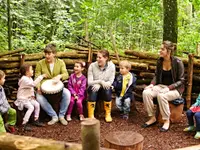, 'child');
183,94,200,139
14,64,46,131
113,60,136,120
0,70,16,133
66,61,87,121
